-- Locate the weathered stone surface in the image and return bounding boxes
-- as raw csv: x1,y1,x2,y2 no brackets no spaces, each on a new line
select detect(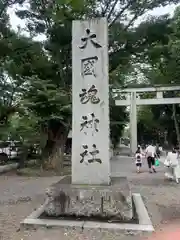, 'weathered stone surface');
44,176,133,221
72,18,110,185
